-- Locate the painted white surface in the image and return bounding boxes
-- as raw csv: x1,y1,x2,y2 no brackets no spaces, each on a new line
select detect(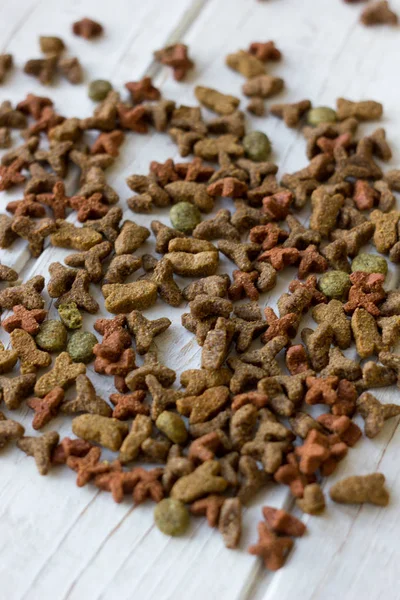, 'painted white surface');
0,1,399,599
